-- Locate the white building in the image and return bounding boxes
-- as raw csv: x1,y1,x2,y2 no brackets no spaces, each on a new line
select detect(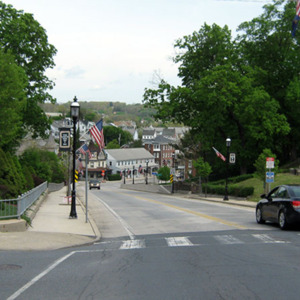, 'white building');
105,148,157,175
